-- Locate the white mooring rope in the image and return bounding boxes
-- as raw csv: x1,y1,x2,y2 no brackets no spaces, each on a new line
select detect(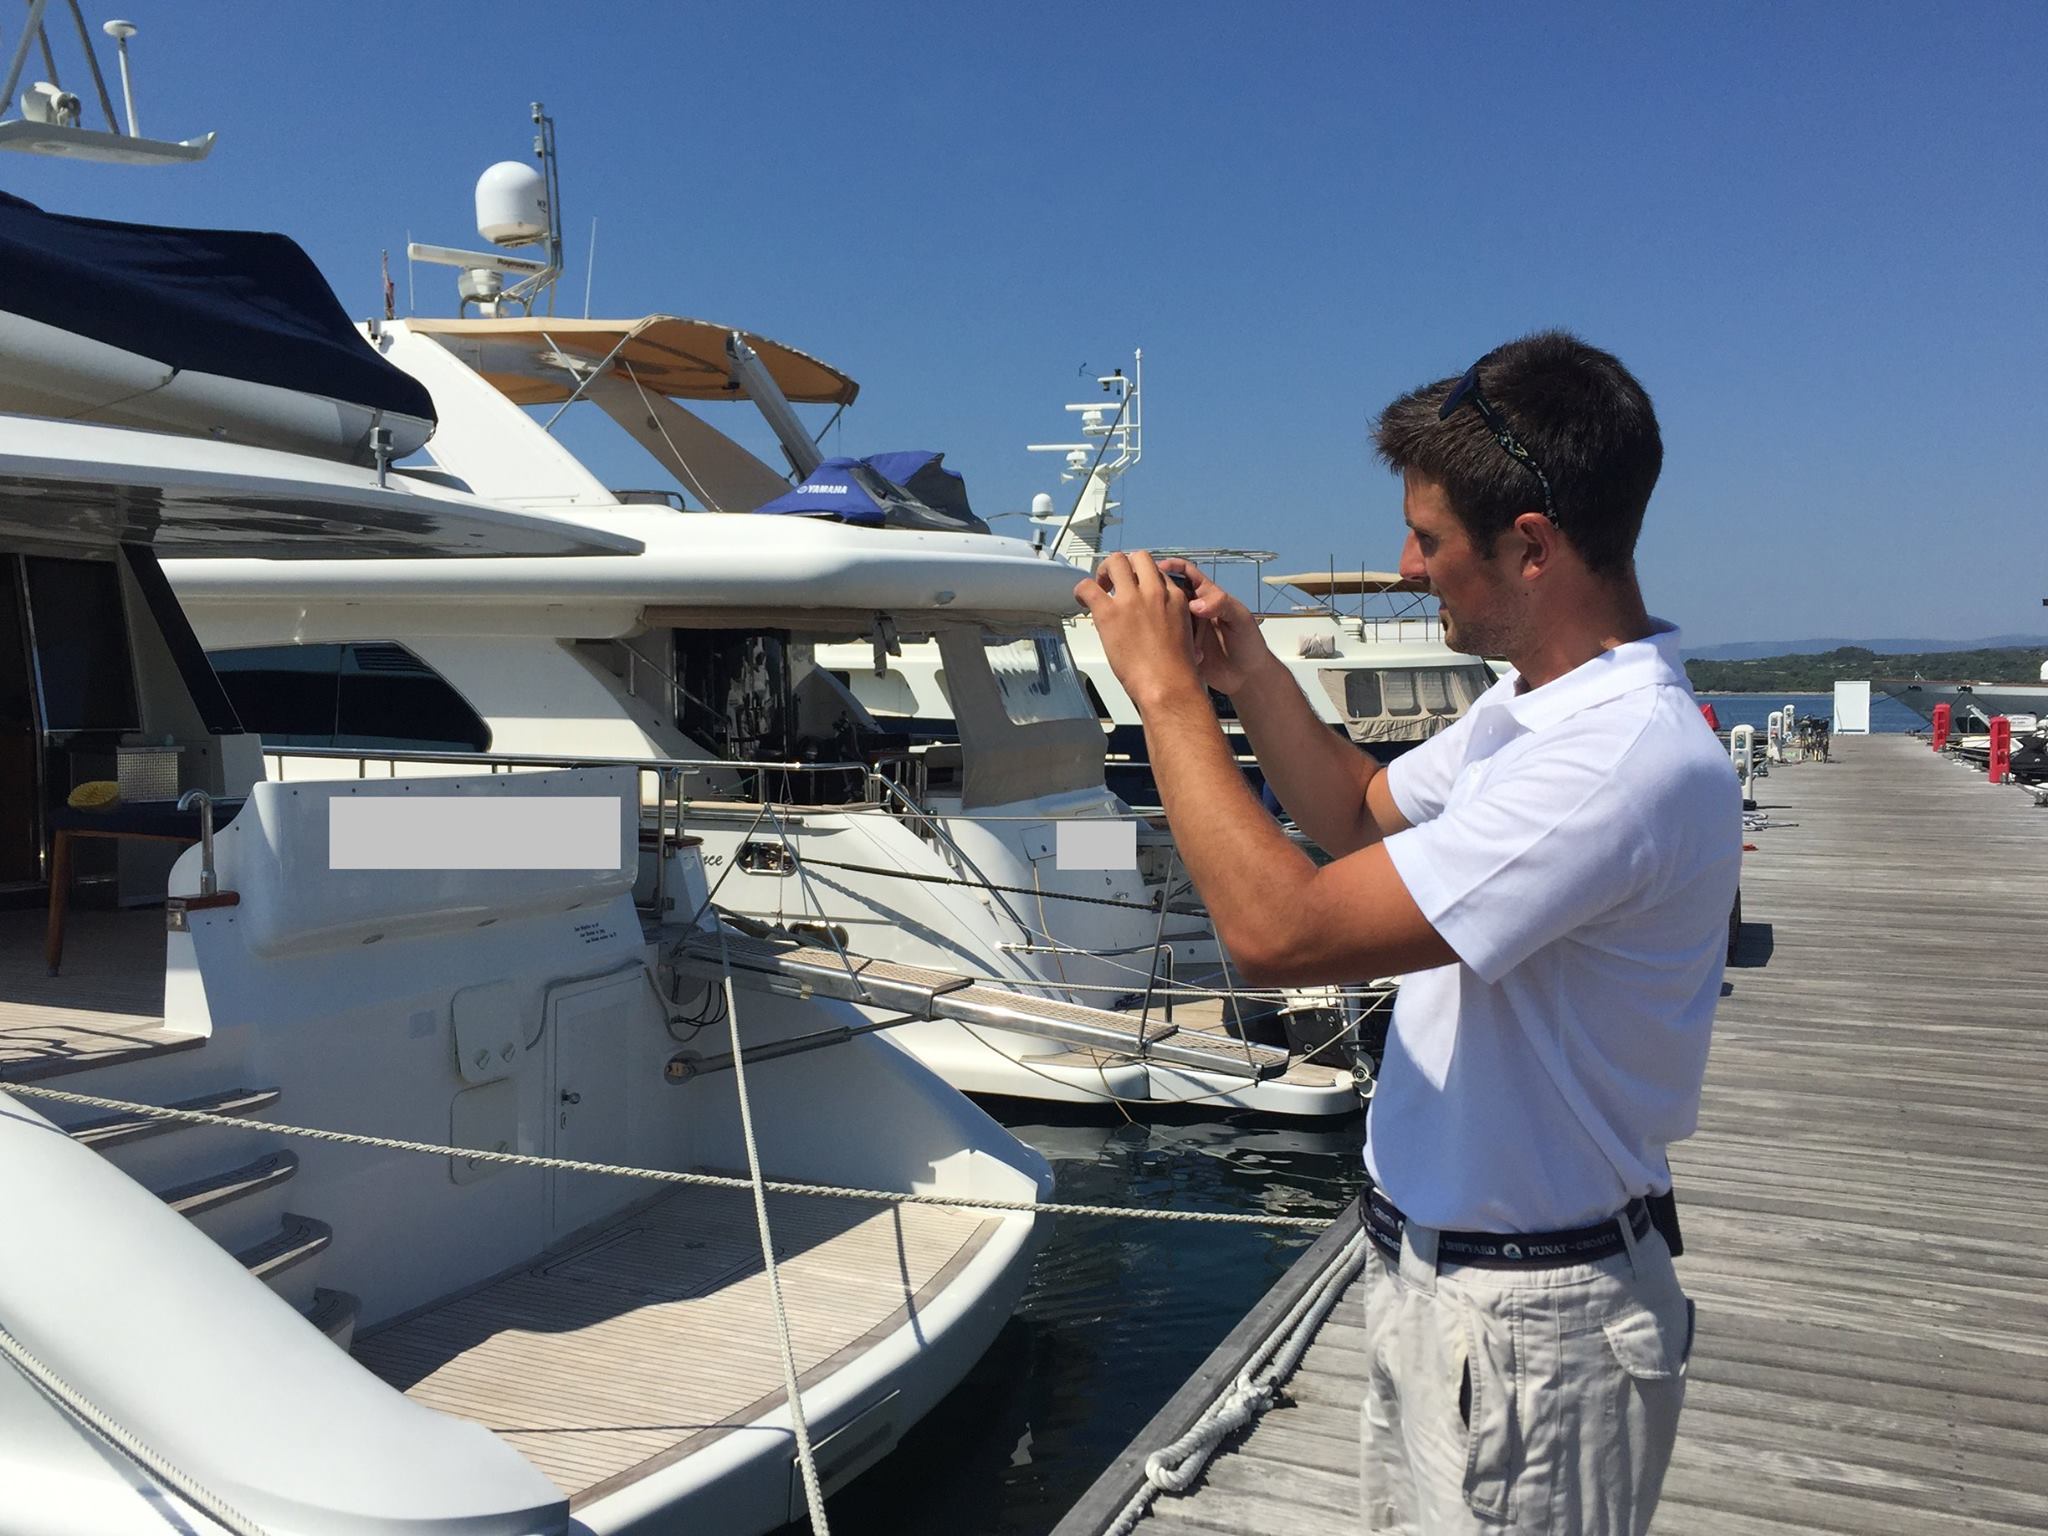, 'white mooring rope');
0,1082,1336,1230
1103,1227,1366,1536
716,929,831,1532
